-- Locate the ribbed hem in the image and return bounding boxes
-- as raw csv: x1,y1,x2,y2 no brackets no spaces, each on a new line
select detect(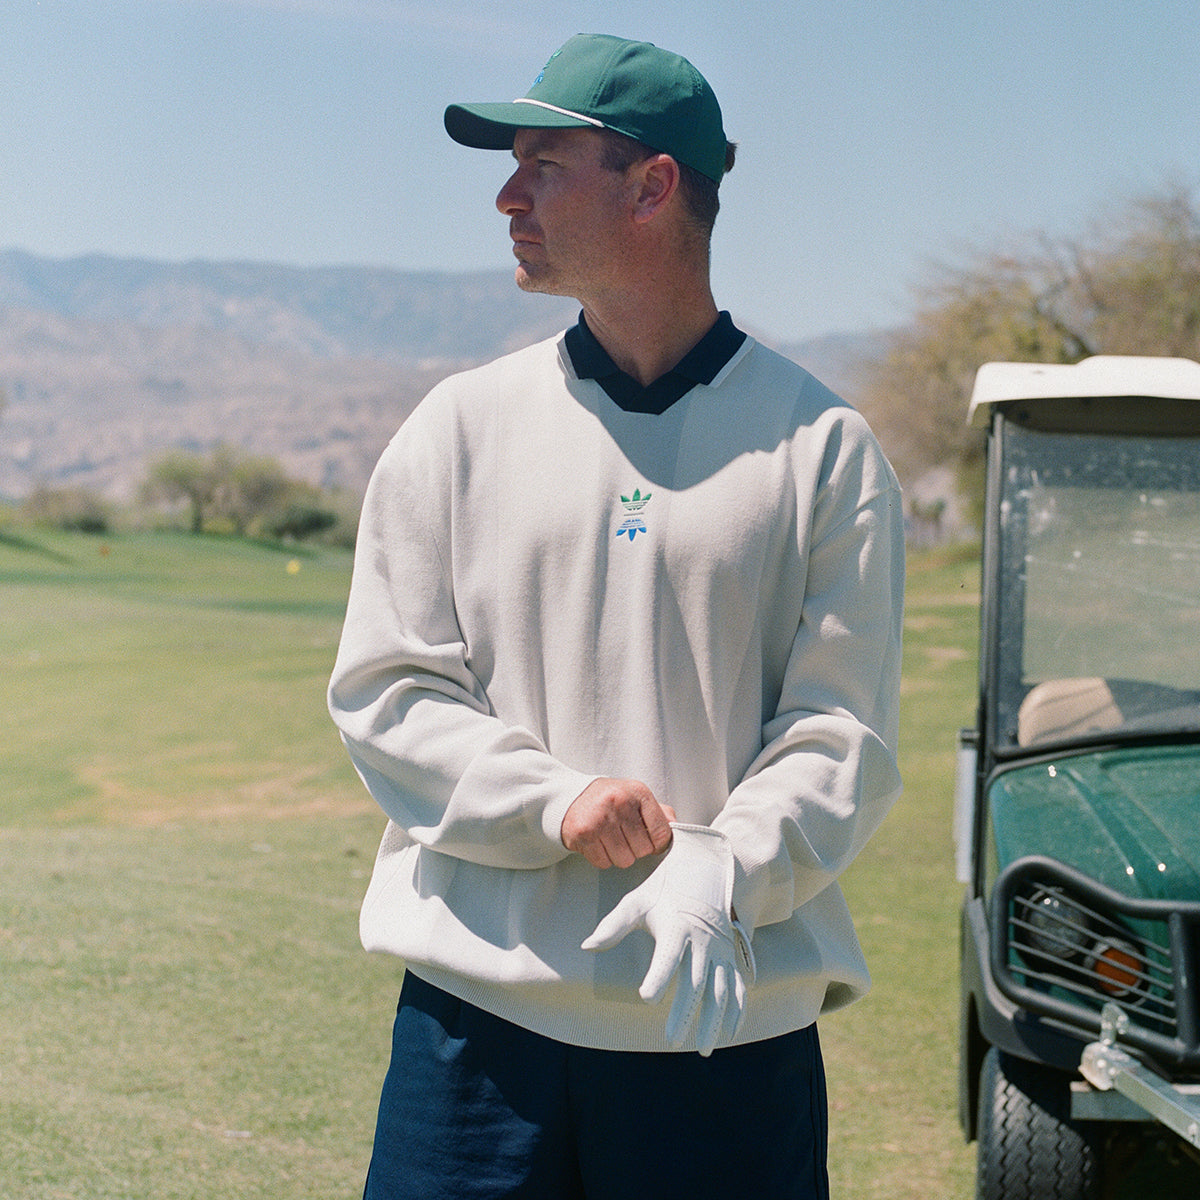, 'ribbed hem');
405,961,834,1054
